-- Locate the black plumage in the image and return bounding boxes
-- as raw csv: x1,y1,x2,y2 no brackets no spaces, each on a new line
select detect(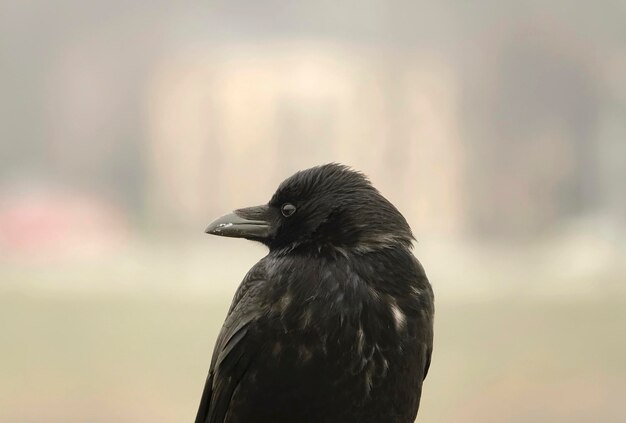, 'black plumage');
195,164,434,423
